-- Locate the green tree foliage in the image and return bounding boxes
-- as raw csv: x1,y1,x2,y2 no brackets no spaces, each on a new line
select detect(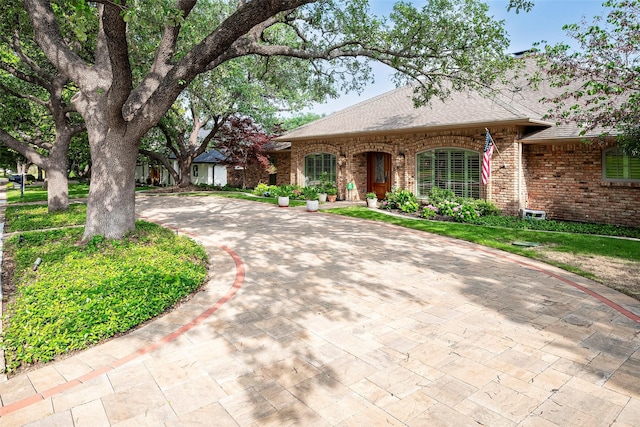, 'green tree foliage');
536,0,640,155
0,0,88,211
22,0,521,239
280,113,325,131
139,52,332,188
